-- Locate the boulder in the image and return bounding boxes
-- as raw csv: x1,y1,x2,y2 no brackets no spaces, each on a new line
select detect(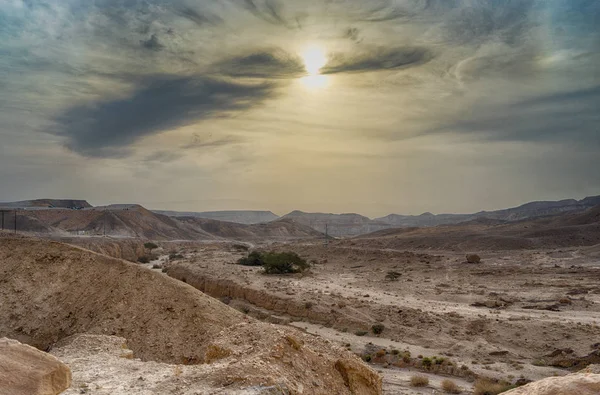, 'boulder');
0,338,71,395
504,370,600,395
